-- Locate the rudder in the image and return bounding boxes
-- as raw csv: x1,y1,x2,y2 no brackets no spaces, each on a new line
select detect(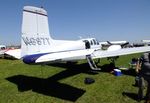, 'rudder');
21,6,52,57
